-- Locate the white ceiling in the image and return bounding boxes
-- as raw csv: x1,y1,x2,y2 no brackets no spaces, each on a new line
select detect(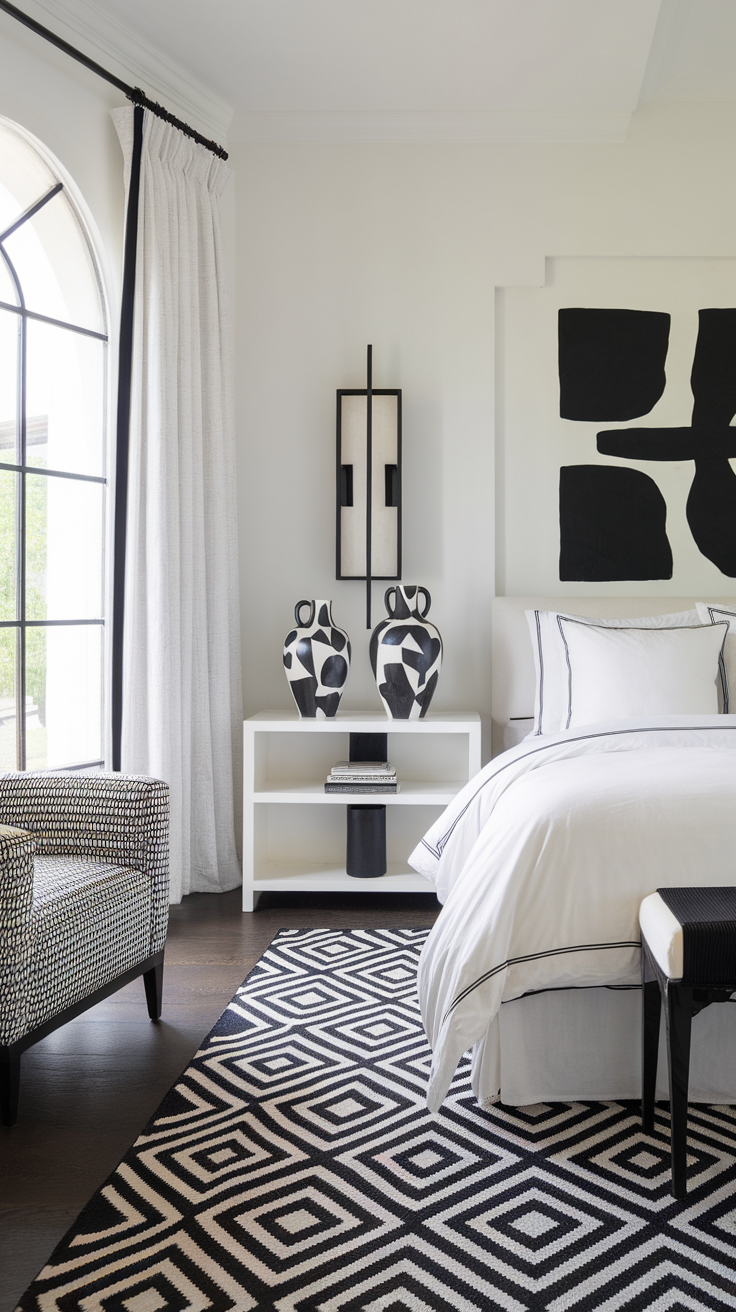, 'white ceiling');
20,0,736,144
